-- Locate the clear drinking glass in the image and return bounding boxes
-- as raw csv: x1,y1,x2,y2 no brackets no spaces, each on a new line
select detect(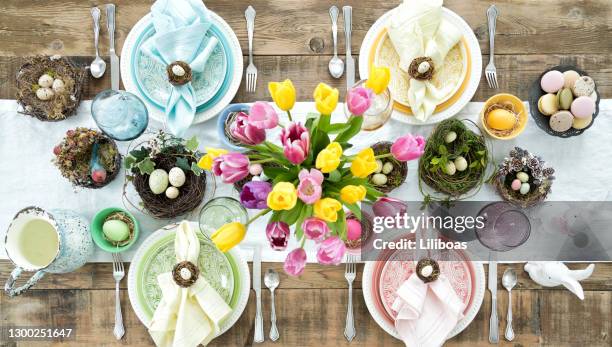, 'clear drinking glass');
344,79,393,131
91,90,148,141
198,197,248,236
